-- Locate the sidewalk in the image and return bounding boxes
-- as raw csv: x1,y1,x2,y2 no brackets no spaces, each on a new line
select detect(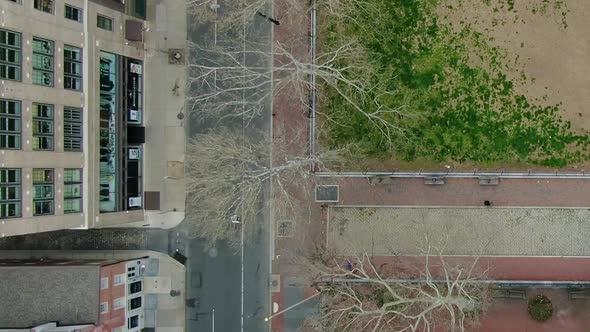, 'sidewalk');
0,250,185,331
141,0,188,228
317,177,590,207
